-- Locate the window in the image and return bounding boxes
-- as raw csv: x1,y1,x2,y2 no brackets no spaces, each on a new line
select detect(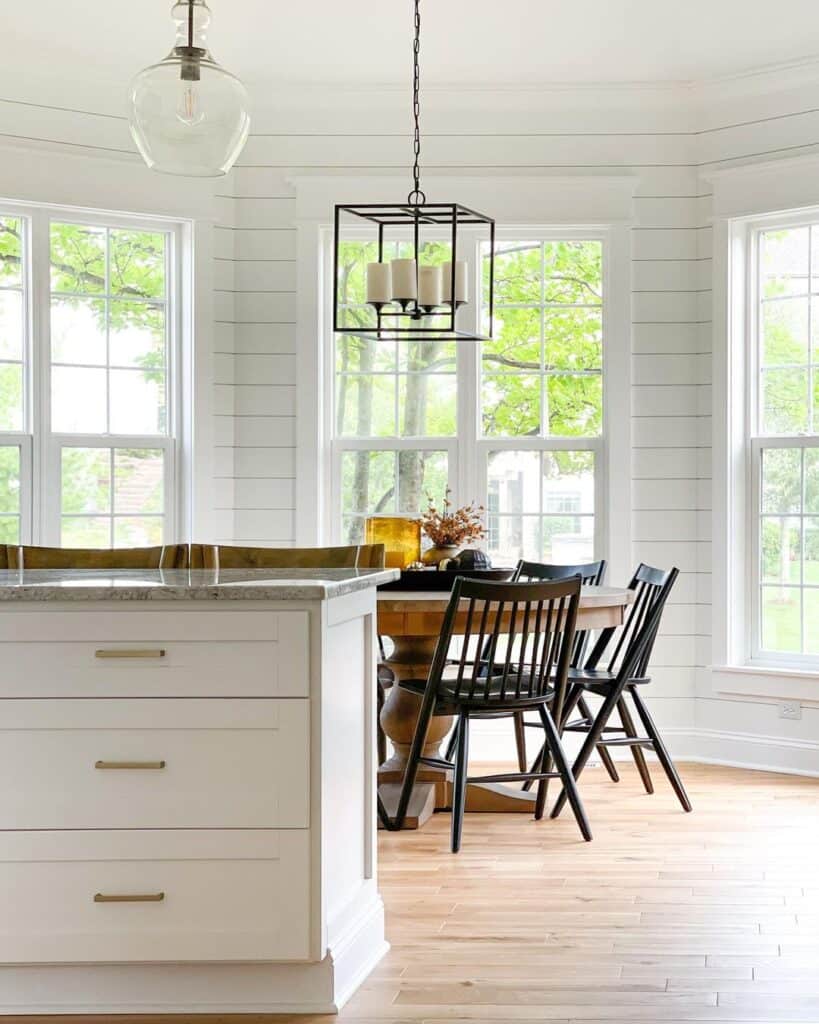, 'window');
0,205,182,548
330,234,606,564
751,223,819,661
